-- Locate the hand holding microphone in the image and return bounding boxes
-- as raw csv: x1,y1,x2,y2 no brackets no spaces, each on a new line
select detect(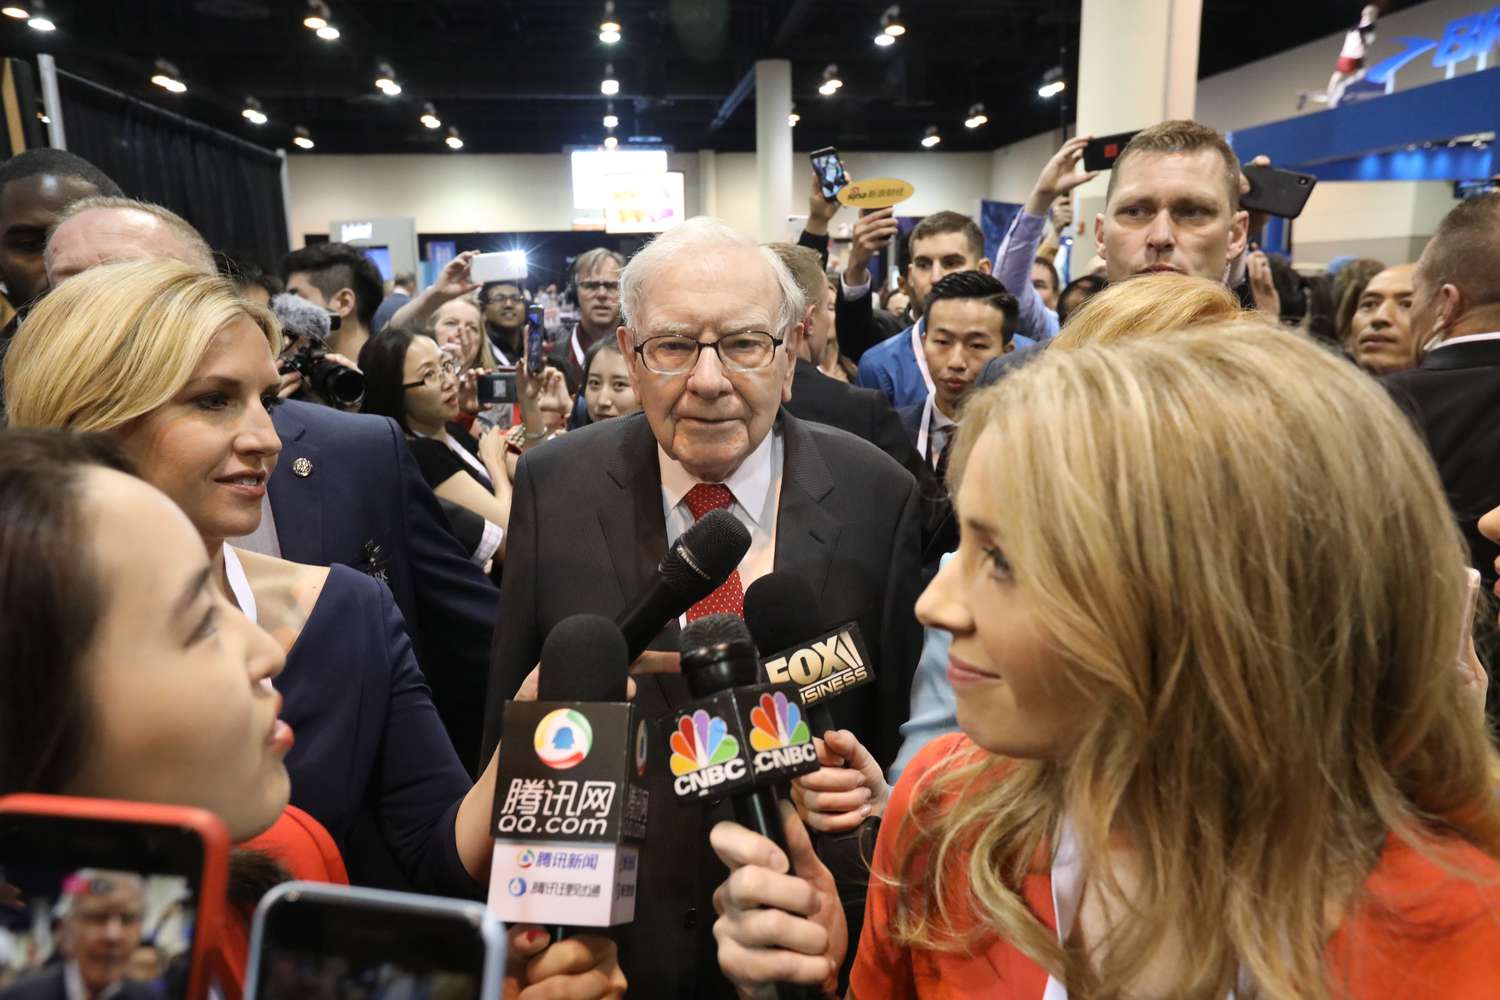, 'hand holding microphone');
789,730,890,835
